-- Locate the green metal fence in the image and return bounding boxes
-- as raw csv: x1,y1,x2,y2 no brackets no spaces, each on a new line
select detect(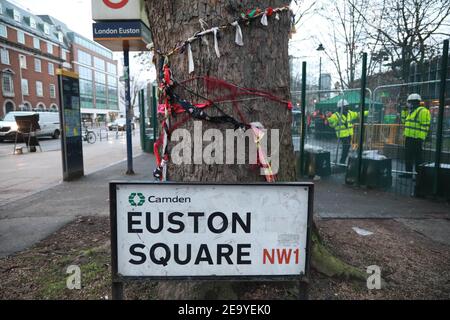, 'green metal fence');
294,40,450,201
139,83,159,154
